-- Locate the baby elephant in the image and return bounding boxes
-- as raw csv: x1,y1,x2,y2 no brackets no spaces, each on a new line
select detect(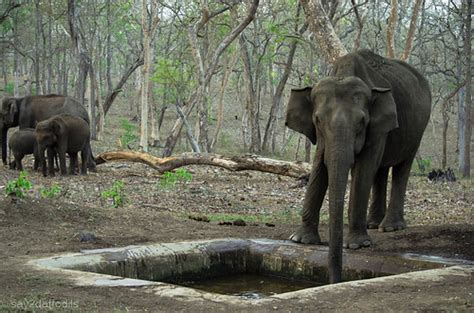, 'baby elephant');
8,128,40,171
35,114,91,177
